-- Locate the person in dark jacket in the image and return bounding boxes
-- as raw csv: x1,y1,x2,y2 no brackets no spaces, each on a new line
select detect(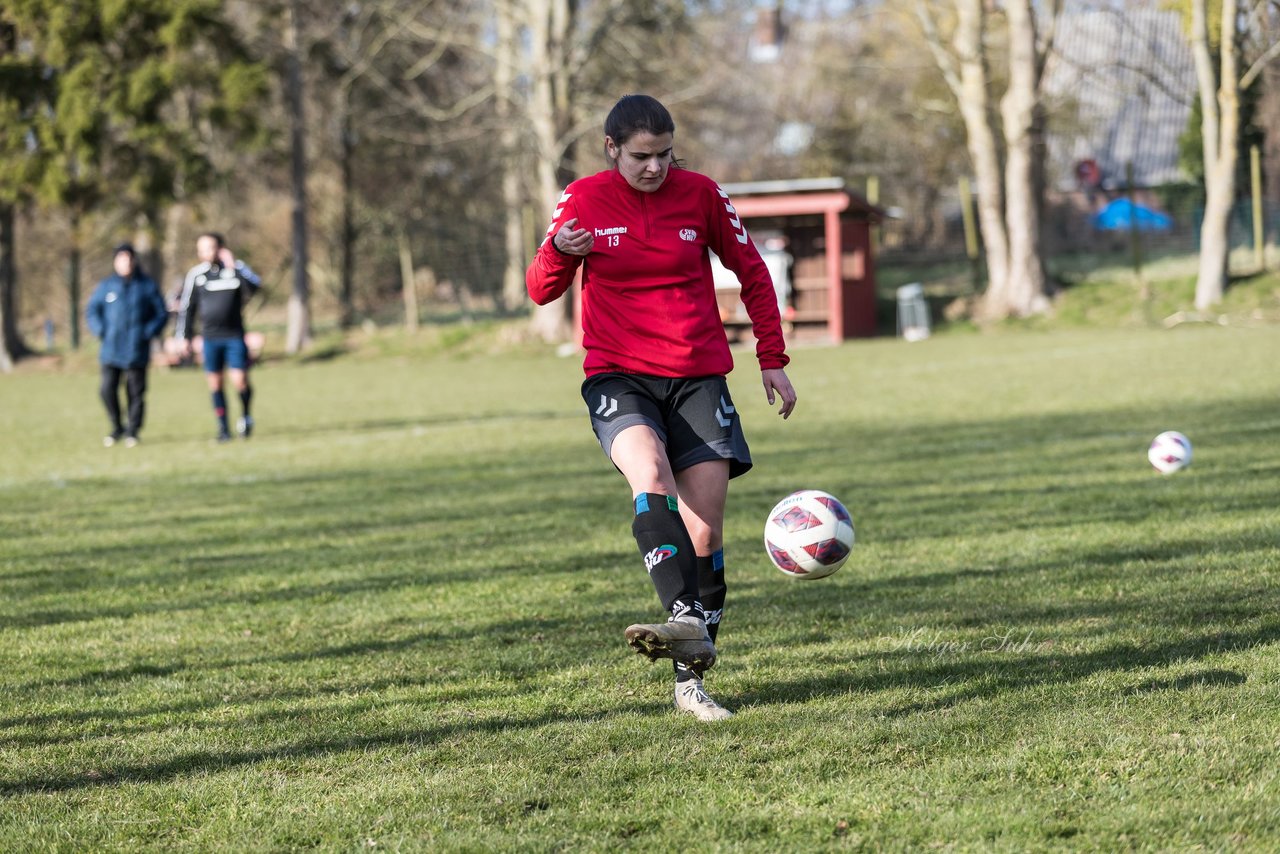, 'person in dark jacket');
85,243,169,447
